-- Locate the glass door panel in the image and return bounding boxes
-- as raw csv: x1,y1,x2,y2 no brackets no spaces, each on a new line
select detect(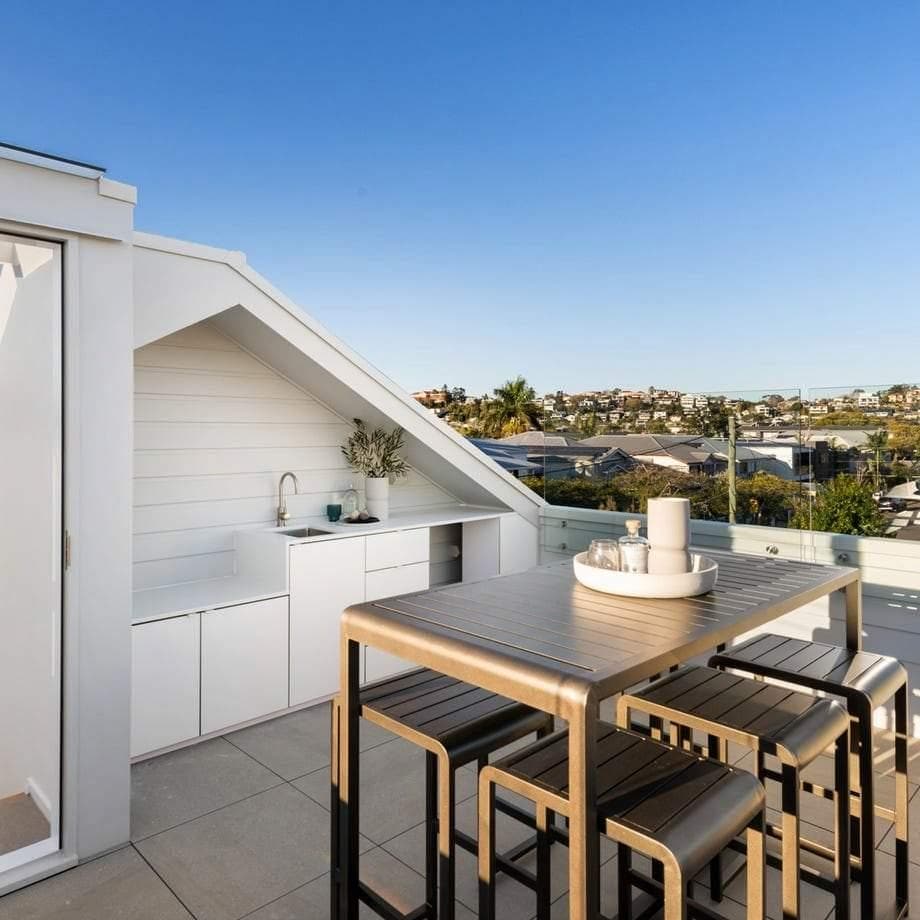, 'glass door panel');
0,233,62,872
